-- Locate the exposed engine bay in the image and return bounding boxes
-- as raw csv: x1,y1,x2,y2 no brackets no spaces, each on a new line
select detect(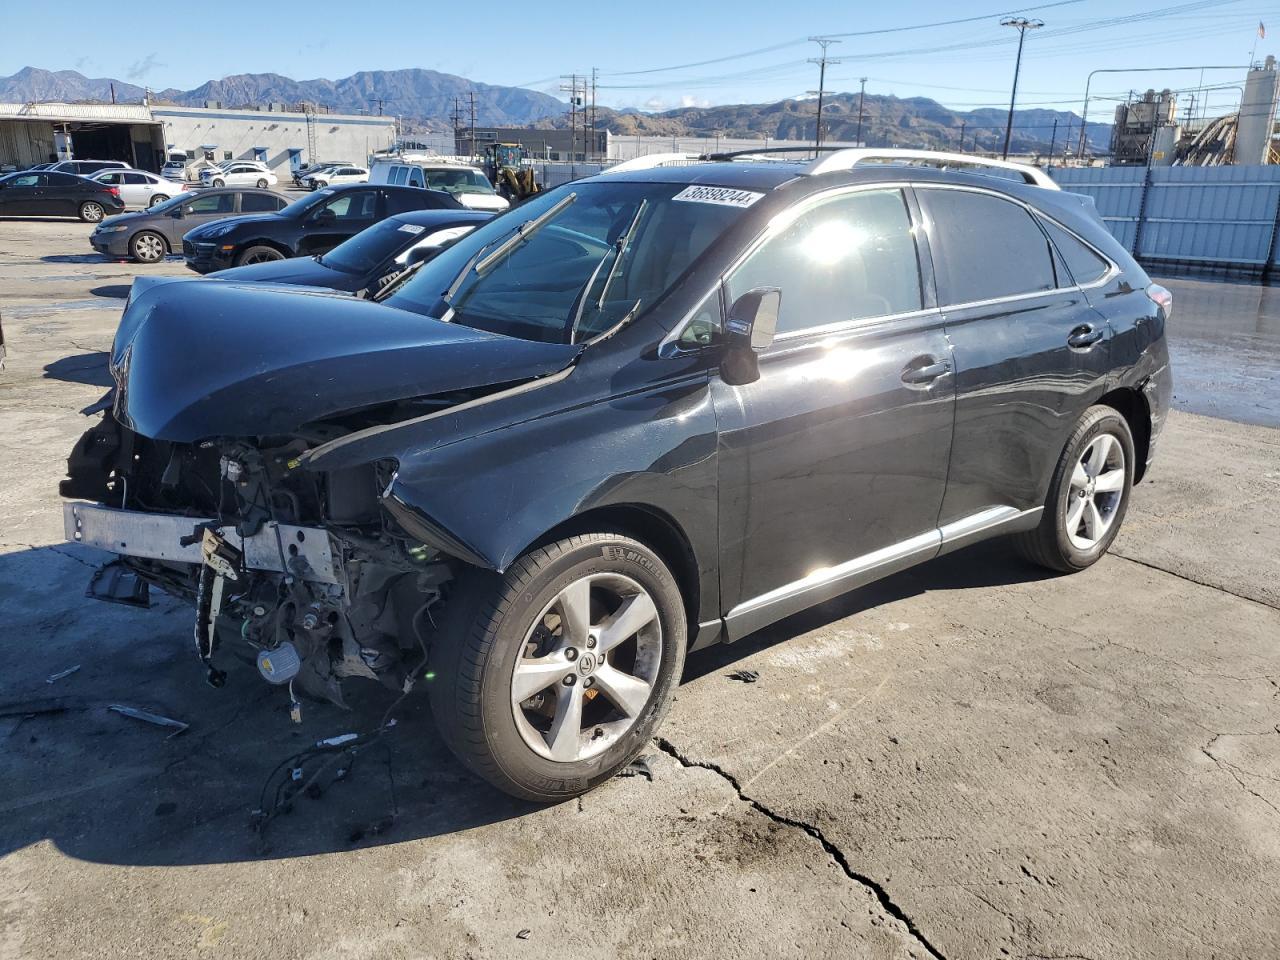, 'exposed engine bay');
61,412,454,718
